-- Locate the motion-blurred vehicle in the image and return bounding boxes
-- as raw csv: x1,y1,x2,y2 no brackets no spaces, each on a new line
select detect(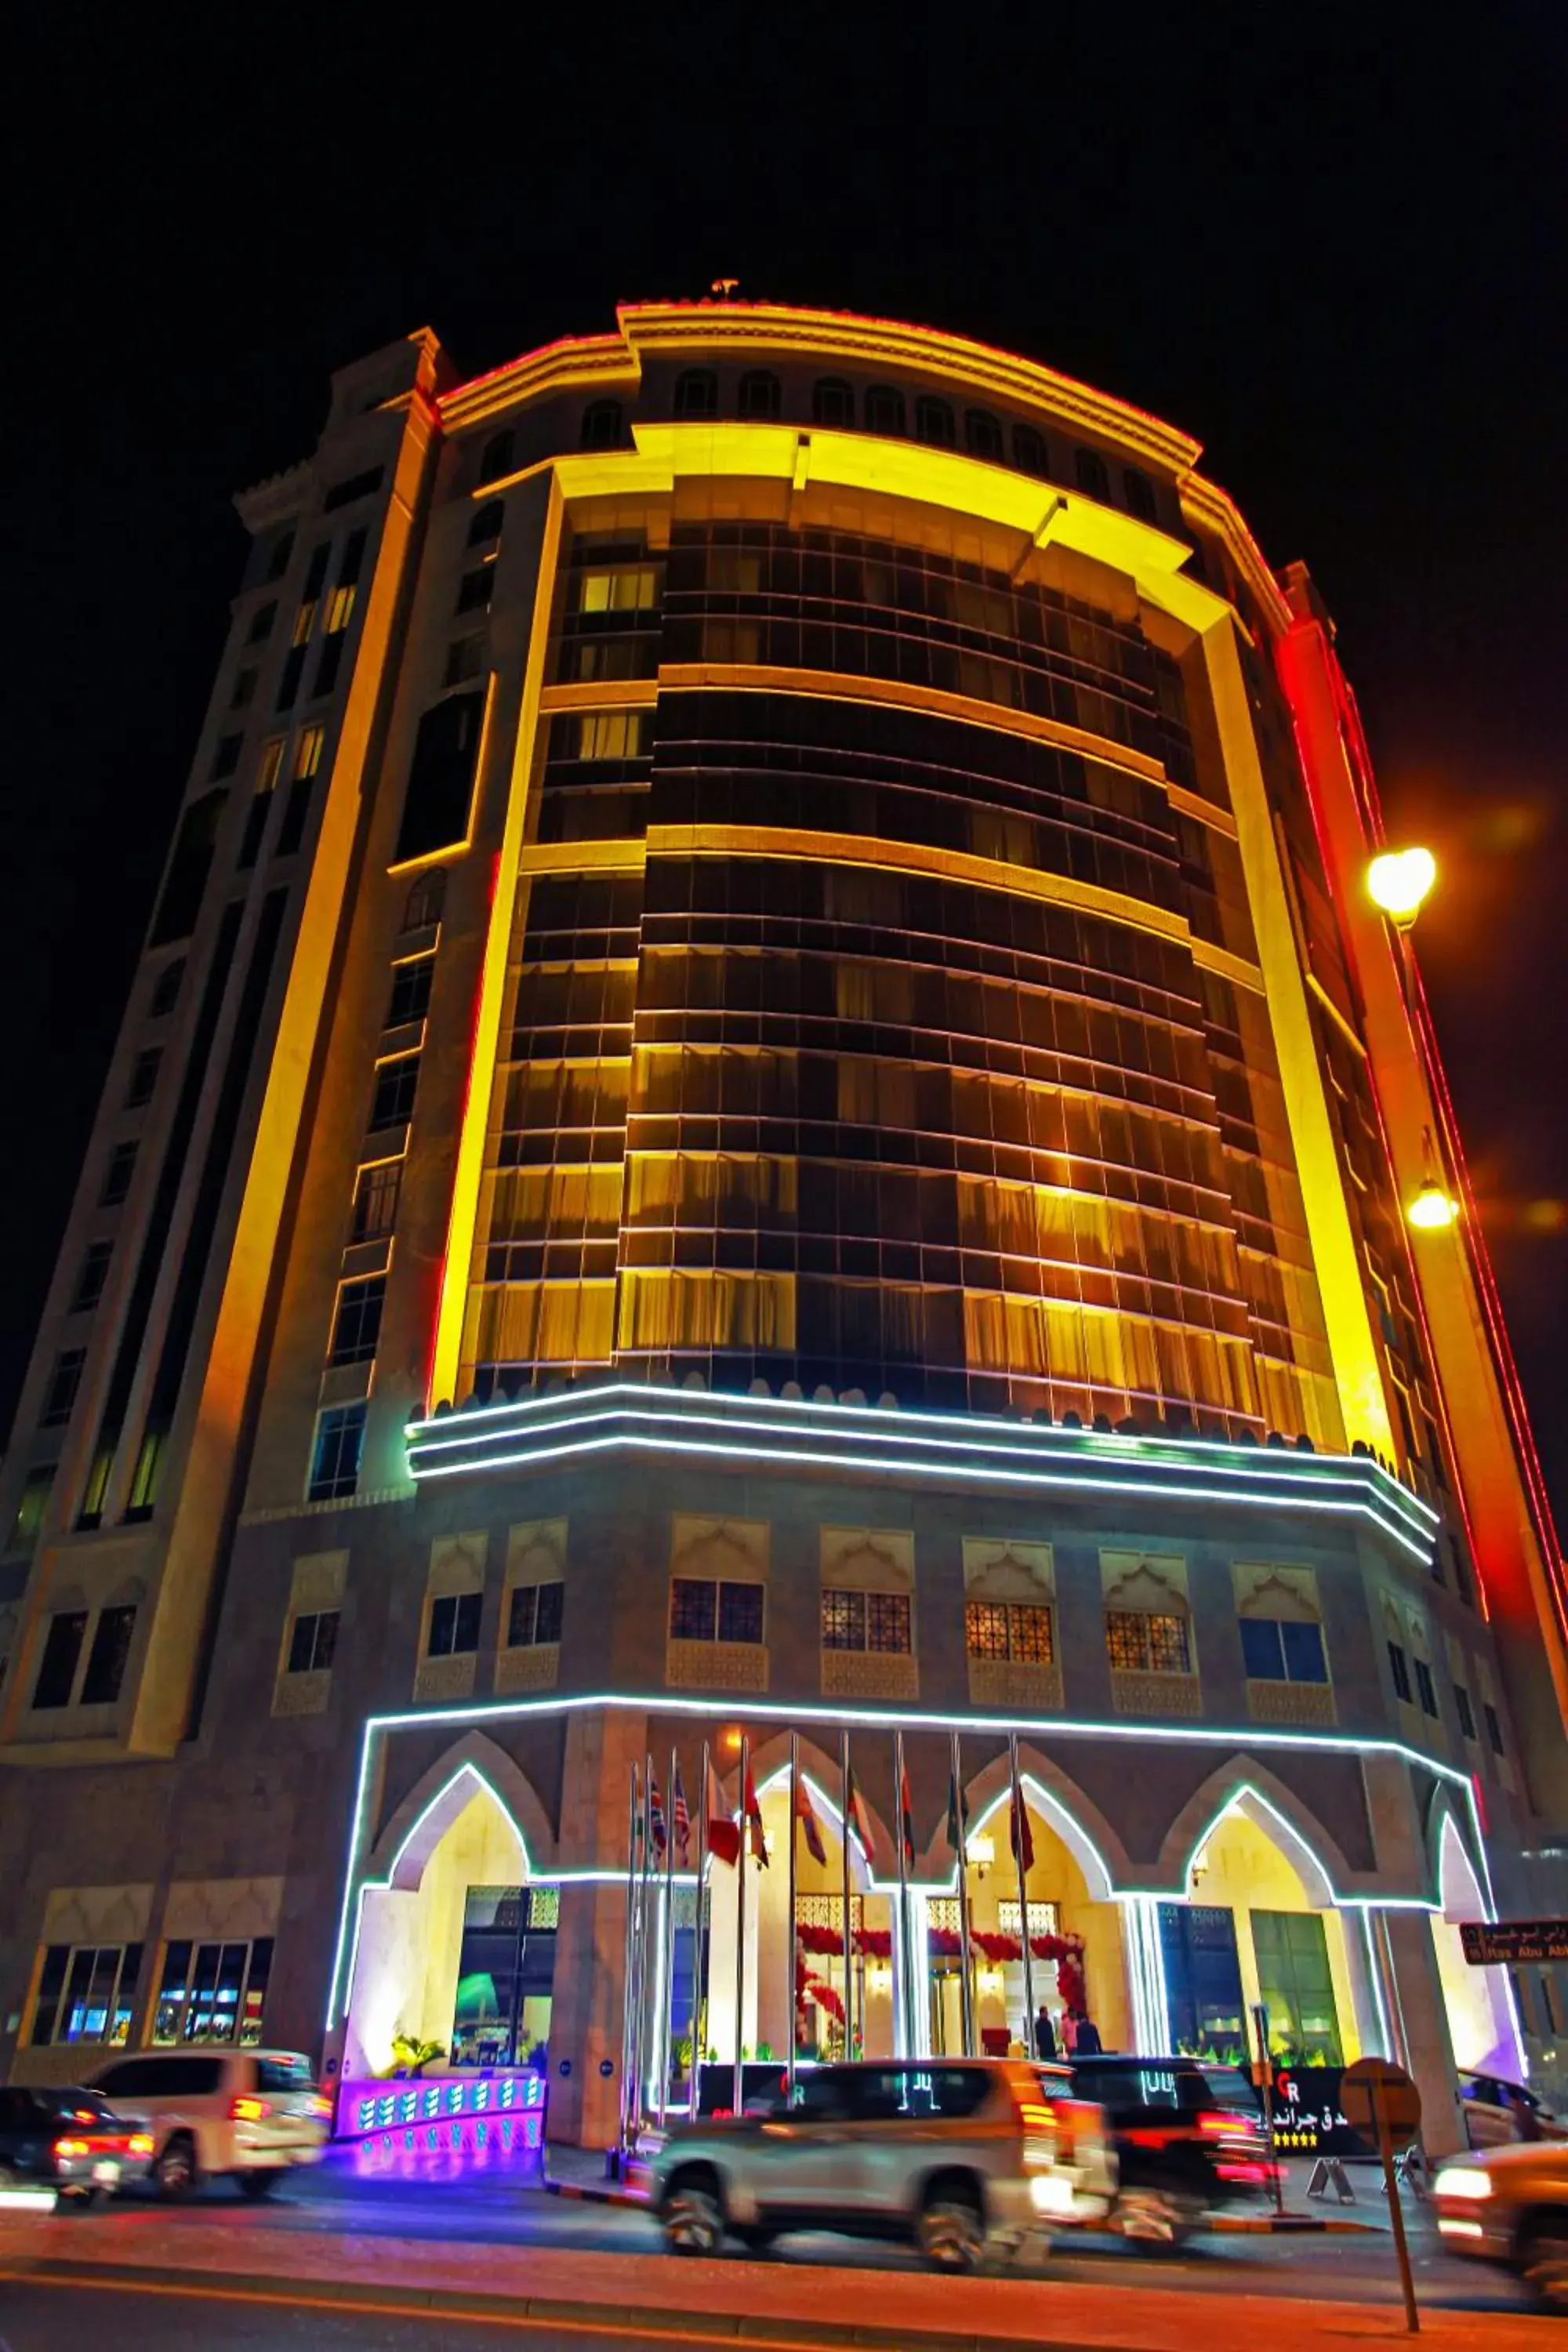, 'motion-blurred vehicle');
89,2049,331,2198
1435,2140,1568,2309
652,2057,1114,2270
1459,2069,1566,2148
0,2086,153,2205
1066,2055,1273,2241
